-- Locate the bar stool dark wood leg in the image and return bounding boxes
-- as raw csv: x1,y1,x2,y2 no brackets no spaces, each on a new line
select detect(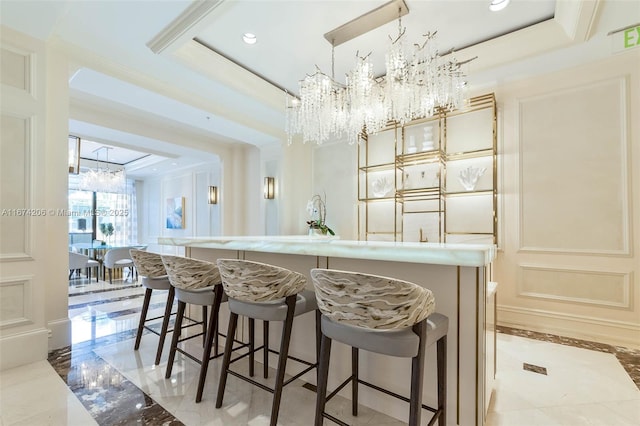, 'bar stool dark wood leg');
201,306,208,346
249,318,255,377
263,321,269,378
196,286,223,403
315,333,332,426
213,316,220,357
134,288,153,350
437,335,447,426
154,286,175,365
165,301,185,379
269,296,296,426
315,310,321,383
409,321,427,426
216,312,239,408
352,347,359,416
